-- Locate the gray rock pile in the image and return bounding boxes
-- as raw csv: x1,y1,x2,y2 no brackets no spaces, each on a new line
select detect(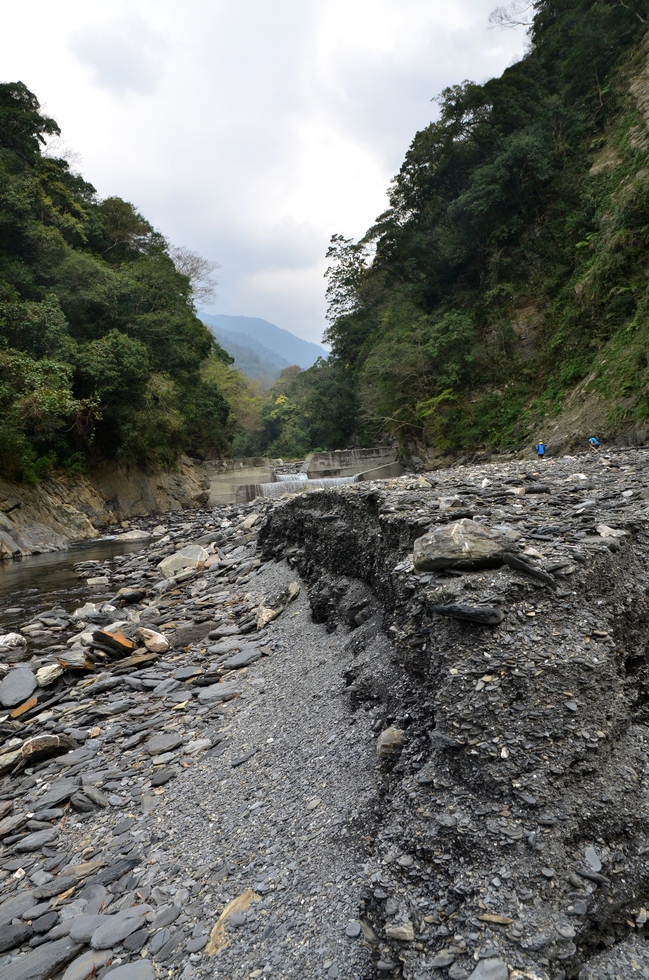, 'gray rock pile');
259,448,649,980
